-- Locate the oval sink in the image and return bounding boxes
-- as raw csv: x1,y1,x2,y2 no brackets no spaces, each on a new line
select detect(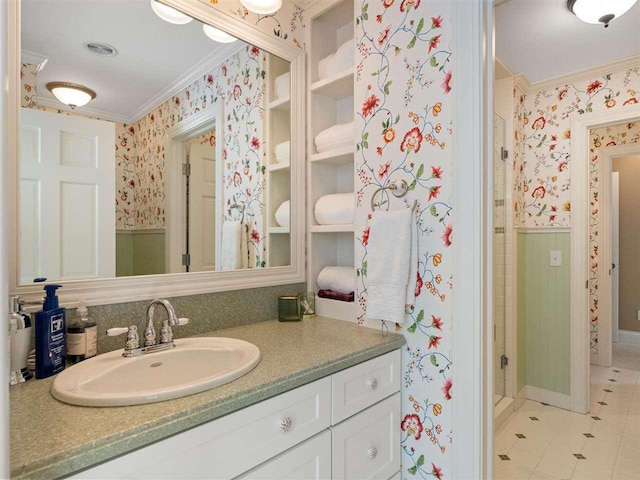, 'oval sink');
51,337,261,407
